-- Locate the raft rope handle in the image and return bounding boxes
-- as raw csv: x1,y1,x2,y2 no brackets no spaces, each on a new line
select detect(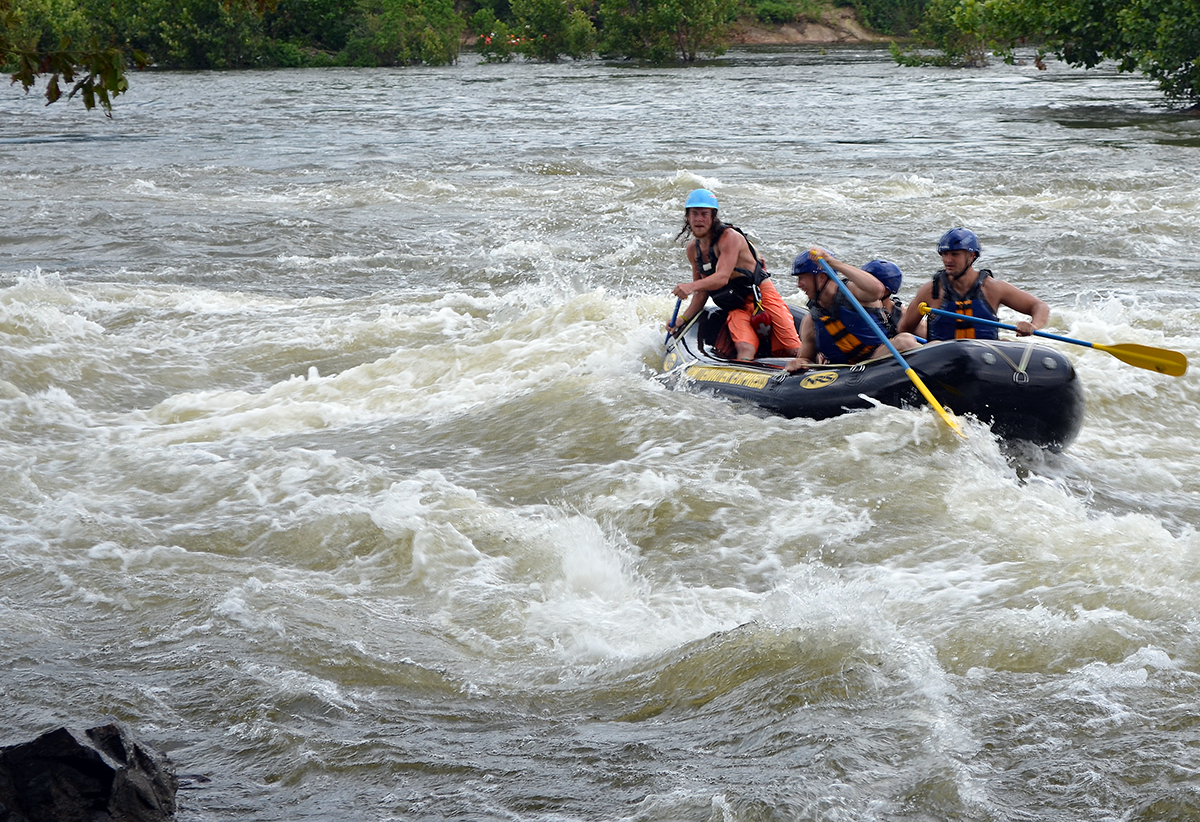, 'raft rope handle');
978,339,1036,382
1017,339,1035,374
